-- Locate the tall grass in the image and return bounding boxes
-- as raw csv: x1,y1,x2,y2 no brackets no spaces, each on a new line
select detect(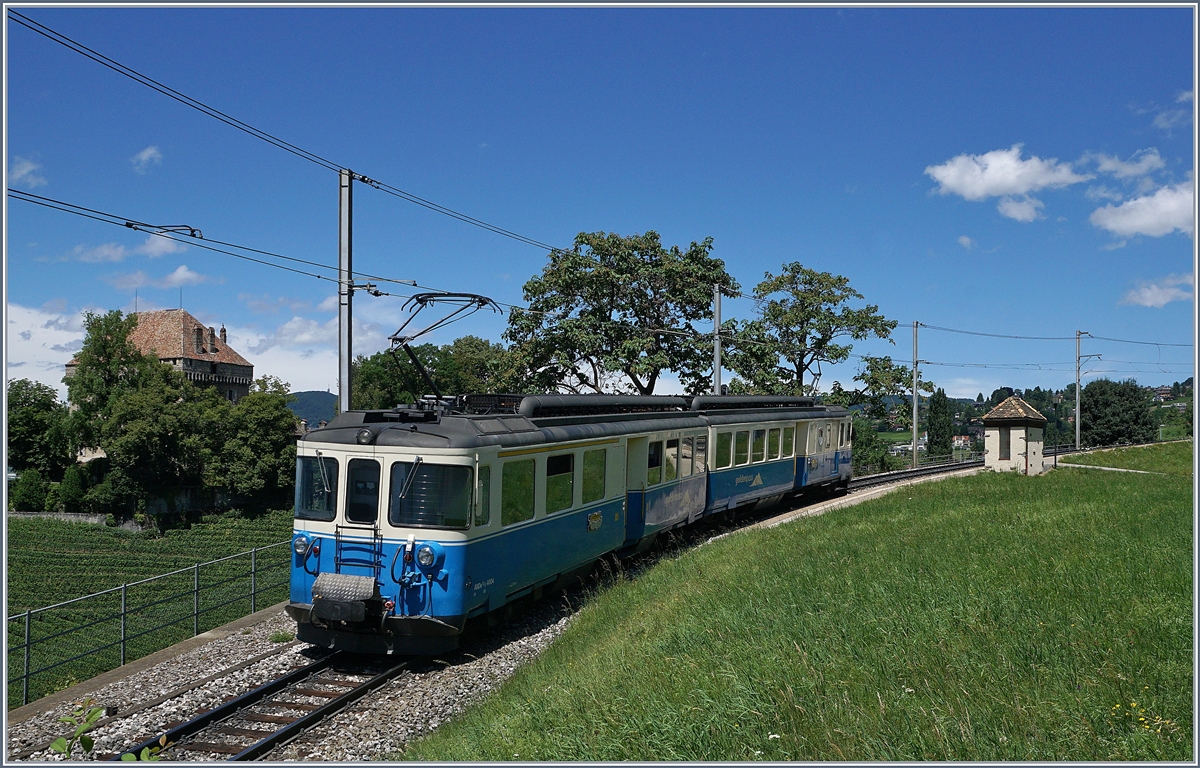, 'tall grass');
405,465,1192,761
1061,440,1193,476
